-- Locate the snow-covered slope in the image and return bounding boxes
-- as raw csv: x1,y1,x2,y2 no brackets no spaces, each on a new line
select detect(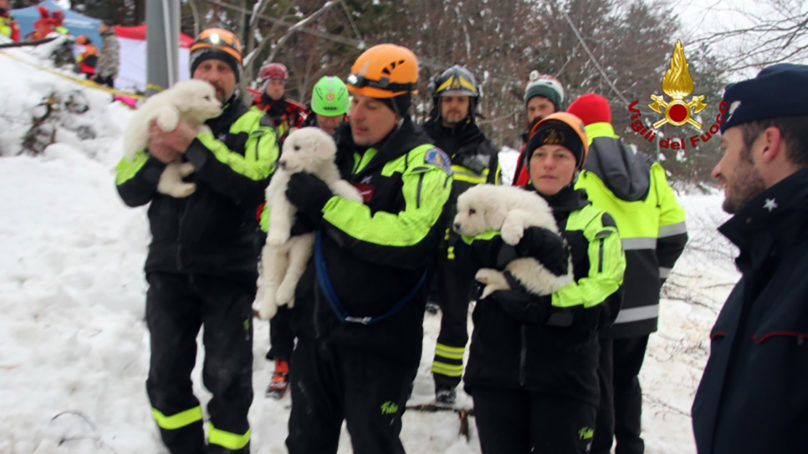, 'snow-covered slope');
0,45,735,453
